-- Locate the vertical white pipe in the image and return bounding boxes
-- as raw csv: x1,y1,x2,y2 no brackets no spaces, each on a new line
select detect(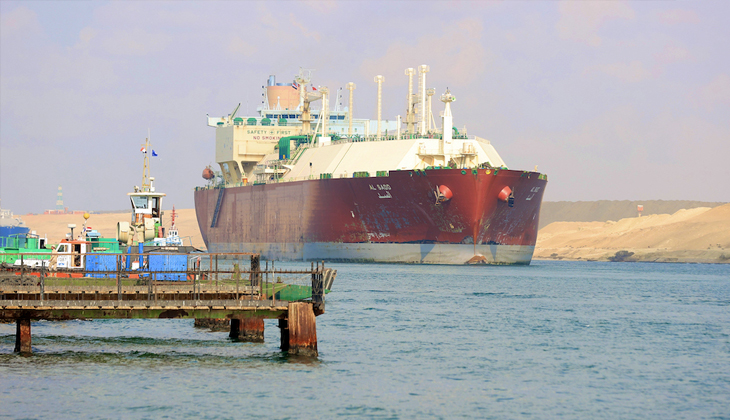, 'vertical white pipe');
418,65,429,136
417,71,423,135
374,75,384,140
426,88,435,132
346,82,356,137
320,87,329,141
441,89,455,155
405,68,415,134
